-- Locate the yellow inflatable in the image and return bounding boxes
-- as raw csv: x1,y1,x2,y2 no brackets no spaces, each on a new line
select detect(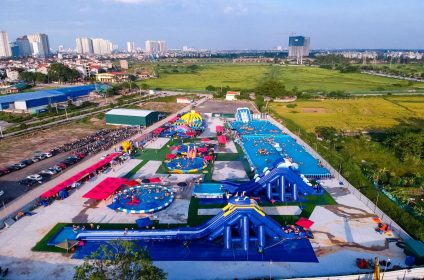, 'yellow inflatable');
122,141,132,153
180,110,203,128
